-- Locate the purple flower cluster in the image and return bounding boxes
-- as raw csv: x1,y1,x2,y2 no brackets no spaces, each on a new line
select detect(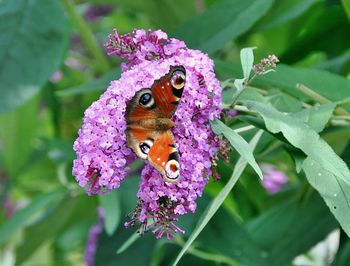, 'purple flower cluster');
73,29,222,237
105,29,186,72
260,163,288,194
